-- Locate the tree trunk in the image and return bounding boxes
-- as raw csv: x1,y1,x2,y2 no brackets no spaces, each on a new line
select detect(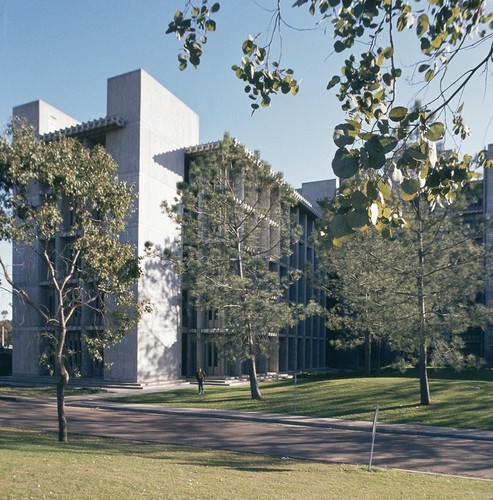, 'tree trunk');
55,322,69,442
419,339,431,405
248,355,263,400
364,330,371,376
416,197,431,405
375,337,382,375
56,363,69,442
